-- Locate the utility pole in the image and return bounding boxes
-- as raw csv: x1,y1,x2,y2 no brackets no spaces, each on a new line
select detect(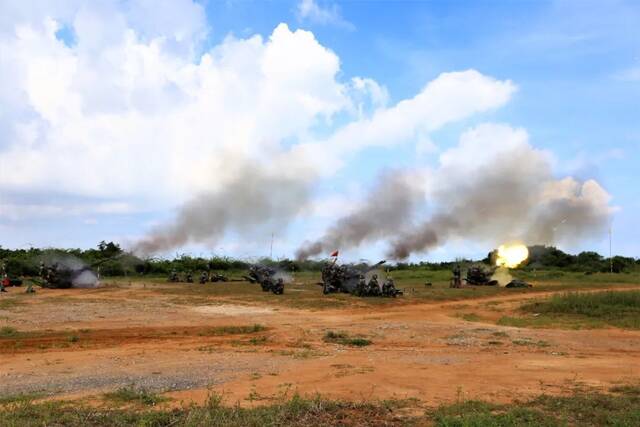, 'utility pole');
609,226,613,273
270,232,274,260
